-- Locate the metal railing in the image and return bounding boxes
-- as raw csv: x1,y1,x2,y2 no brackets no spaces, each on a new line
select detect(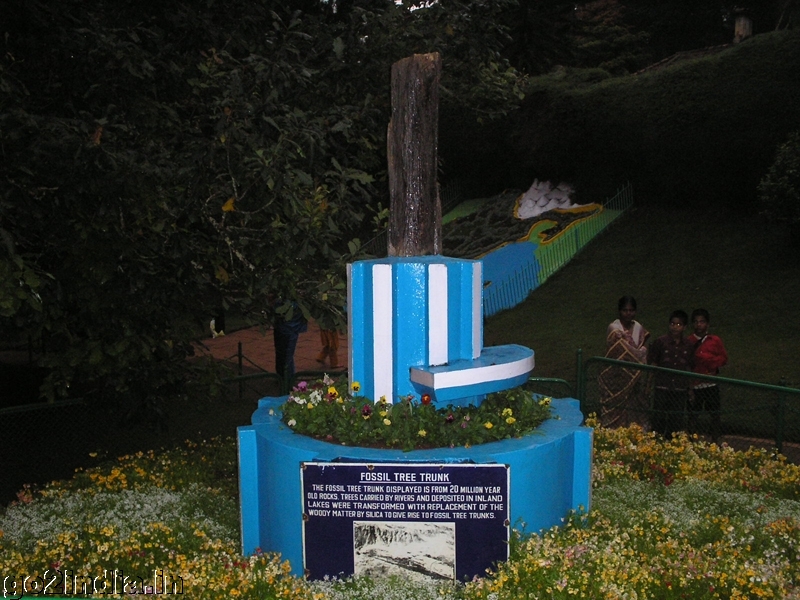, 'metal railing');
523,377,575,399
482,261,541,317
577,356,800,454
216,341,348,399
